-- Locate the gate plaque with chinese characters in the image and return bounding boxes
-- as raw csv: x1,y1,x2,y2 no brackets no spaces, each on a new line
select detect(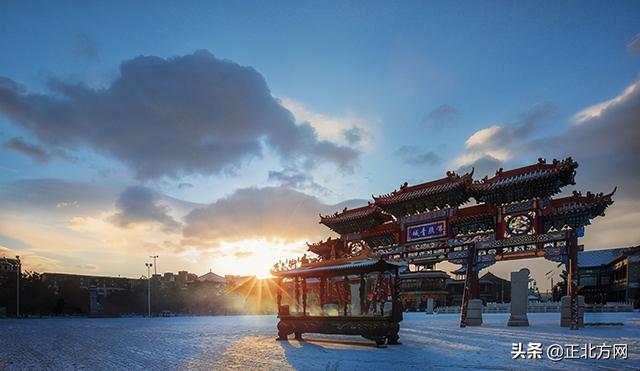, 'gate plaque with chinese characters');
406,220,446,242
